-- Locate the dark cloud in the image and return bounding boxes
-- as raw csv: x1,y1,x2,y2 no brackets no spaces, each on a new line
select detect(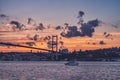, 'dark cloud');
78,11,85,17
60,26,80,38
43,36,51,41
25,42,35,46
80,19,100,37
61,19,101,38
105,34,112,38
92,42,96,45
109,21,120,28
64,23,69,29
10,21,23,30
26,34,33,40
111,24,118,28
102,21,120,28
103,32,107,35
47,41,57,48
87,42,96,45
27,18,32,24
36,23,45,30
64,23,69,26
0,14,8,18
26,34,39,41
27,18,36,25
99,41,106,45
59,37,62,40
61,11,101,38
55,26,62,30
0,14,9,25
87,42,90,44
77,11,85,25
33,34,39,41
59,41,64,45
47,24,51,29
103,32,112,39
